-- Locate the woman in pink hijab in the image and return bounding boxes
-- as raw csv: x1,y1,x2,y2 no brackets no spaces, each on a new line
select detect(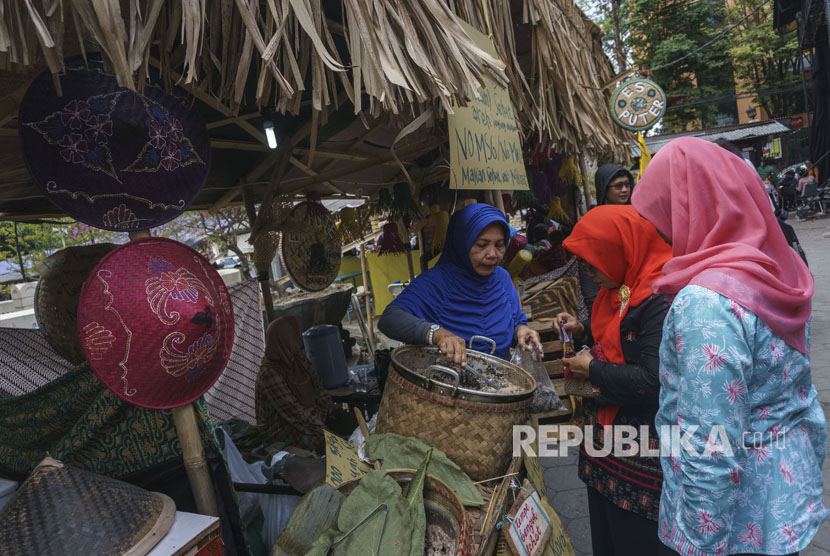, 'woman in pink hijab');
632,137,827,556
